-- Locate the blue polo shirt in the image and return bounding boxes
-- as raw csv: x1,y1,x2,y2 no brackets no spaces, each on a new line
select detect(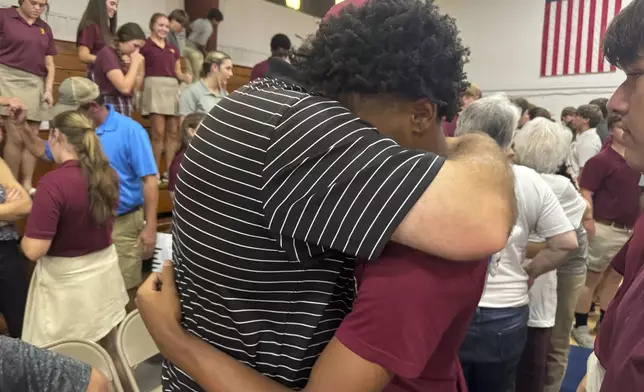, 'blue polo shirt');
46,105,157,215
